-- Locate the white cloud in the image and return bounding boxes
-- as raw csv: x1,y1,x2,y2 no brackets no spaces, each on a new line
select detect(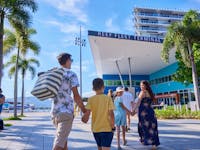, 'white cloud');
43,0,88,23
105,16,120,32
46,20,80,34
72,60,90,73
88,72,98,78
124,16,134,33
83,91,95,97
194,0,200,3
